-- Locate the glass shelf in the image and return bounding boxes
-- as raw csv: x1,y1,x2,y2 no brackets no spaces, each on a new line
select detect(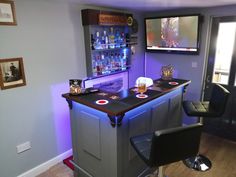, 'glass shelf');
92,66,130,77
91,43,129,51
